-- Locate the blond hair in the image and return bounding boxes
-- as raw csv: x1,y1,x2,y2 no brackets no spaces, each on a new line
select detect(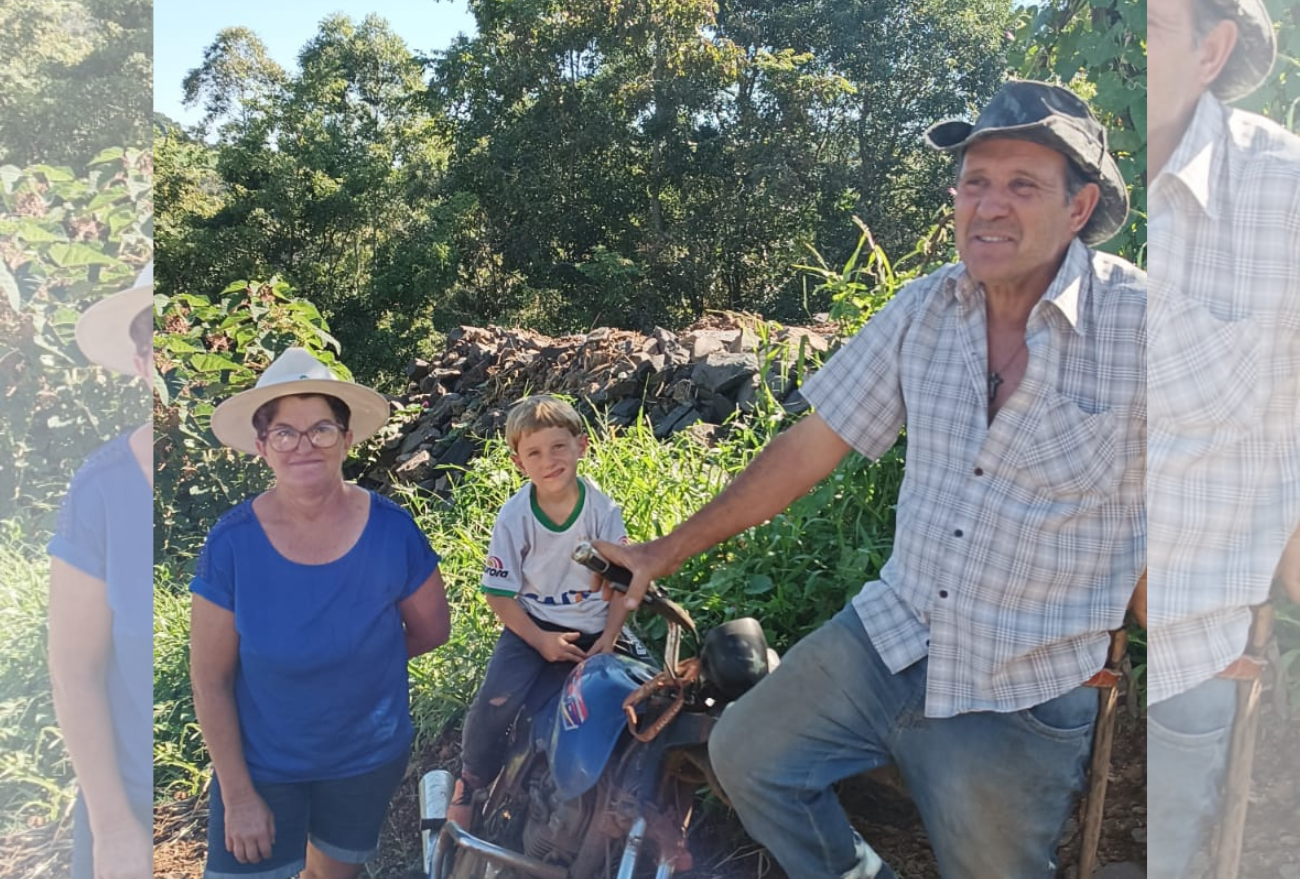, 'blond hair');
505,395,584,452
